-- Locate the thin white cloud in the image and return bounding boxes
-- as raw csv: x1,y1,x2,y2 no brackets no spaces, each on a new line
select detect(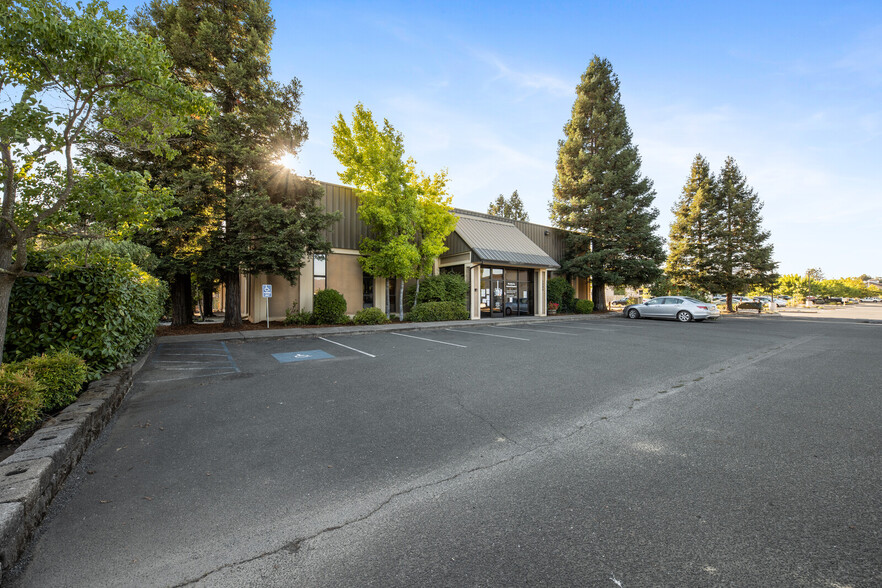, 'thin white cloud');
472,49,573,98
